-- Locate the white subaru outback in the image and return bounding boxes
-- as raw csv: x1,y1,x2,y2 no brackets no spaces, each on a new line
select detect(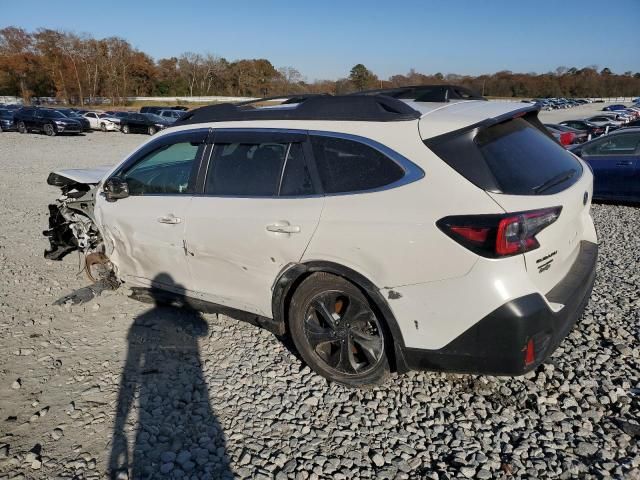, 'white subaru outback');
44,86,598,387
